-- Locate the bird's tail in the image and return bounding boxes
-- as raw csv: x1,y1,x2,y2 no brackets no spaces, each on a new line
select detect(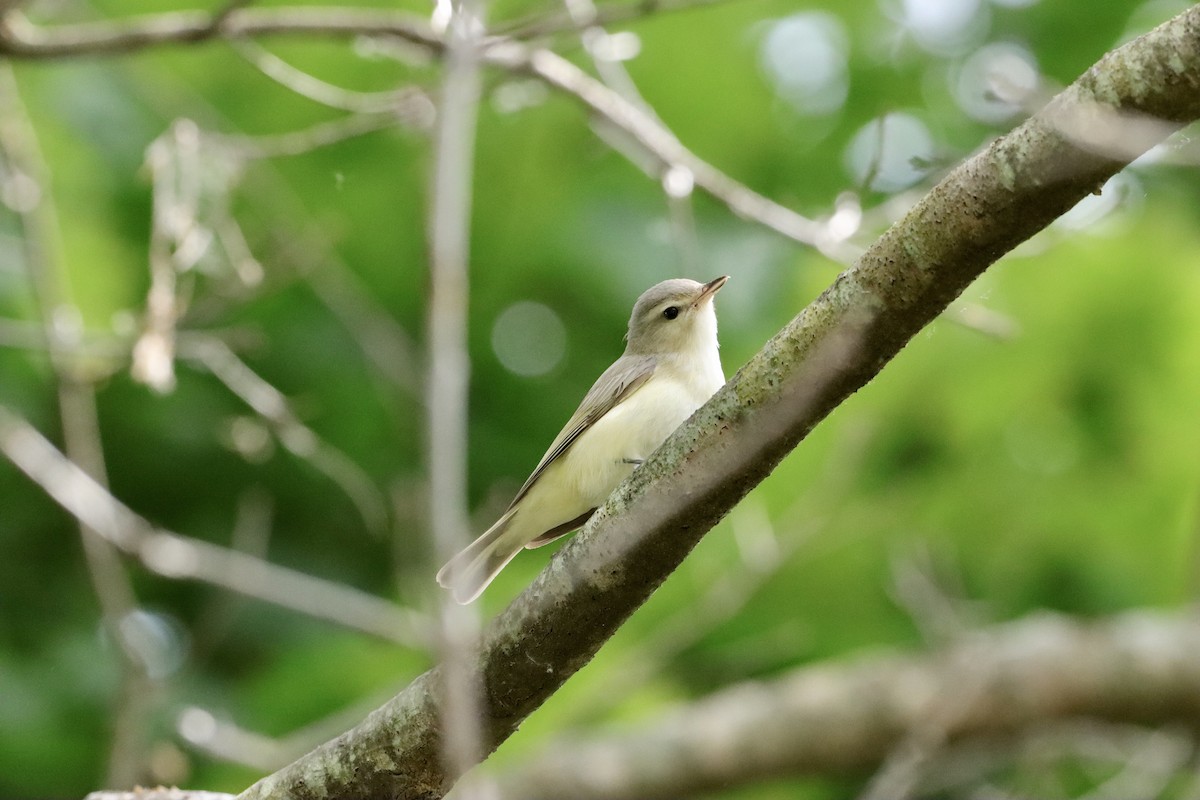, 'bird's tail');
436,507,523,604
